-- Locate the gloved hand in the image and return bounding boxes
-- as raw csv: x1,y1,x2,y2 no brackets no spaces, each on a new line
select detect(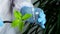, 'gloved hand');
20,6,46,29
0,18,4,27
20,6,34,23
34,8,46,29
